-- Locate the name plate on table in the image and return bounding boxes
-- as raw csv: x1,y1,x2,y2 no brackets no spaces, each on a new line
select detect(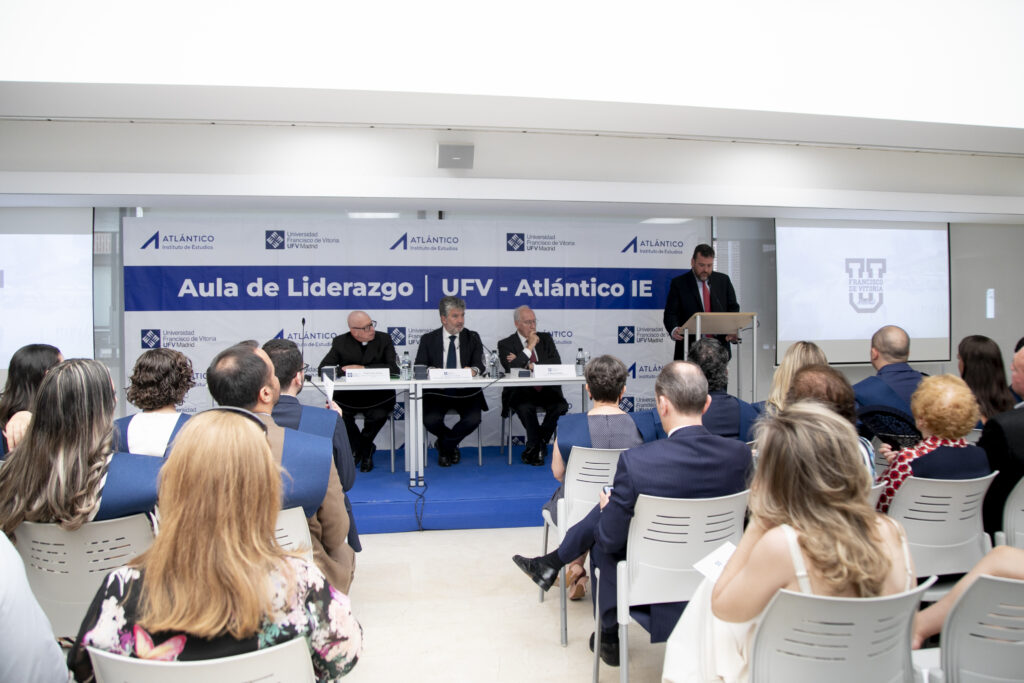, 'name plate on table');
533,364,578,379
428,368,473,380
344,368,391,382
